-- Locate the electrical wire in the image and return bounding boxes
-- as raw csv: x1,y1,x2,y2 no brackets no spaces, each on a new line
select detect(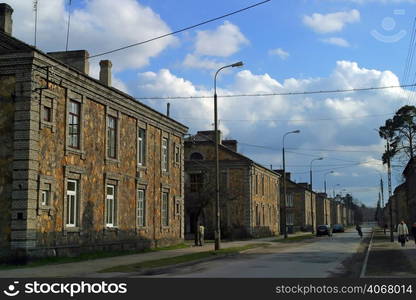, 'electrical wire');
137,83,416,100
88,0,271,59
